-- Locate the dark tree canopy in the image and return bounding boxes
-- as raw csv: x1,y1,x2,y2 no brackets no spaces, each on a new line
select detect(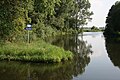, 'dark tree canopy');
104,1,120,36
